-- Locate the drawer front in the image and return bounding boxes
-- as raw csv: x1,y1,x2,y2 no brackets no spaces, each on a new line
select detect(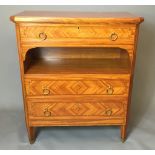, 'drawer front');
28,100,126,119
20,25,136,45
25,79,129,96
